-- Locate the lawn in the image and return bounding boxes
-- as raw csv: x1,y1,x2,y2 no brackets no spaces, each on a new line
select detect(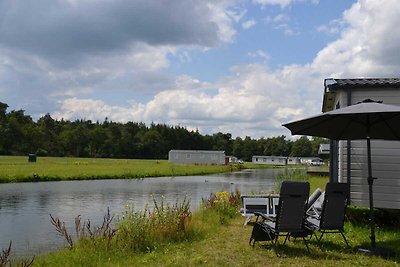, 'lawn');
0,156,244,183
